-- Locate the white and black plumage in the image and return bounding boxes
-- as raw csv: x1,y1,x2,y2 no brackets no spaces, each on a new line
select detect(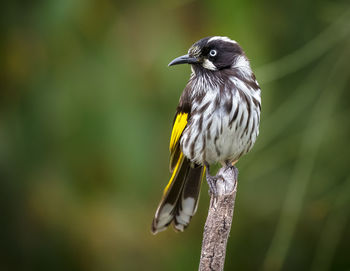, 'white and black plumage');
152,36,261,234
